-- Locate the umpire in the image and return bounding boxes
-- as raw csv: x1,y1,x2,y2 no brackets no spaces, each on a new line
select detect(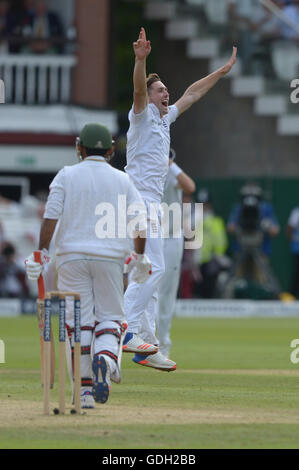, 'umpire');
25,123,151,407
